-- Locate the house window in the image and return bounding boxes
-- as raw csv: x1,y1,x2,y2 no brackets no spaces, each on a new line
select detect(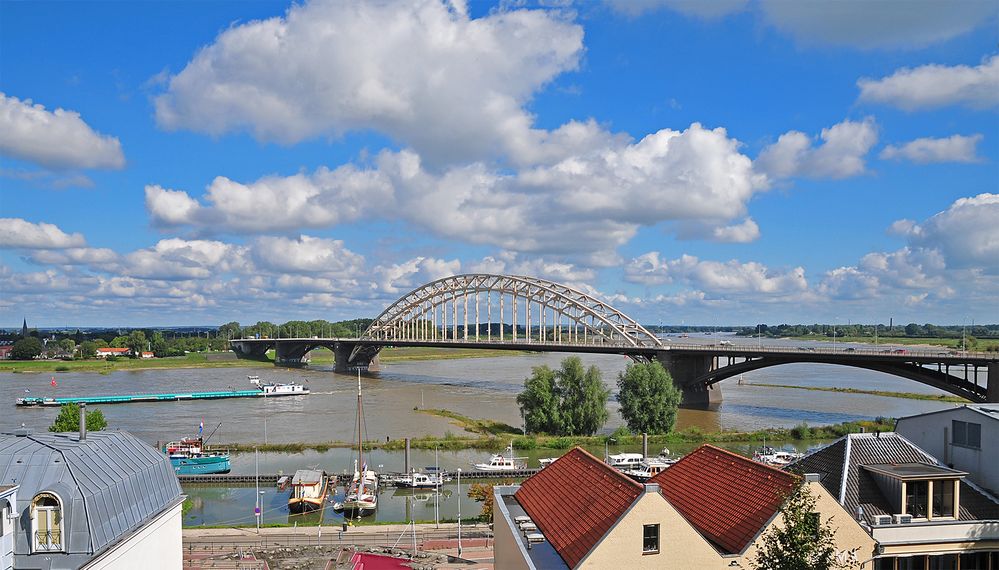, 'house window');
932,480,954,518
805,512,821,538
642,524,659,554
952,420,981,449
31,492,63,552
905,481,928,518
